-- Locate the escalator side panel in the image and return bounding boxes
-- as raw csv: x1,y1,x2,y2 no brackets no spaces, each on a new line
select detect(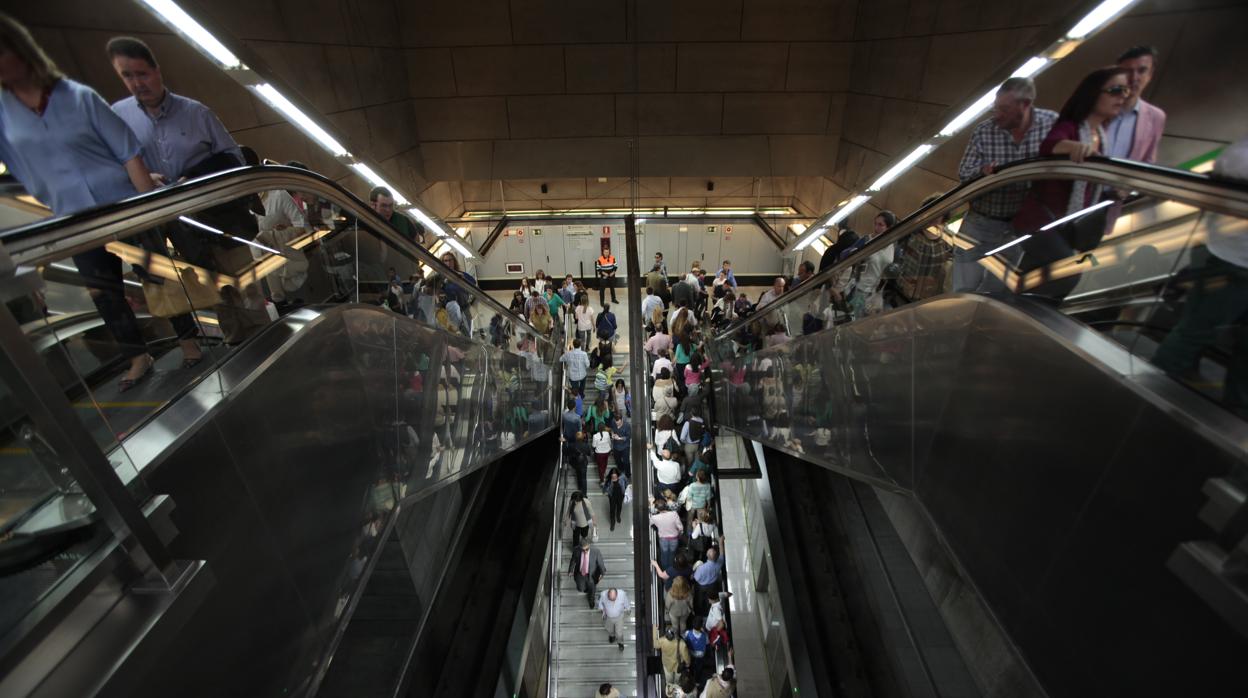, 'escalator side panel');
710,295,1248,697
